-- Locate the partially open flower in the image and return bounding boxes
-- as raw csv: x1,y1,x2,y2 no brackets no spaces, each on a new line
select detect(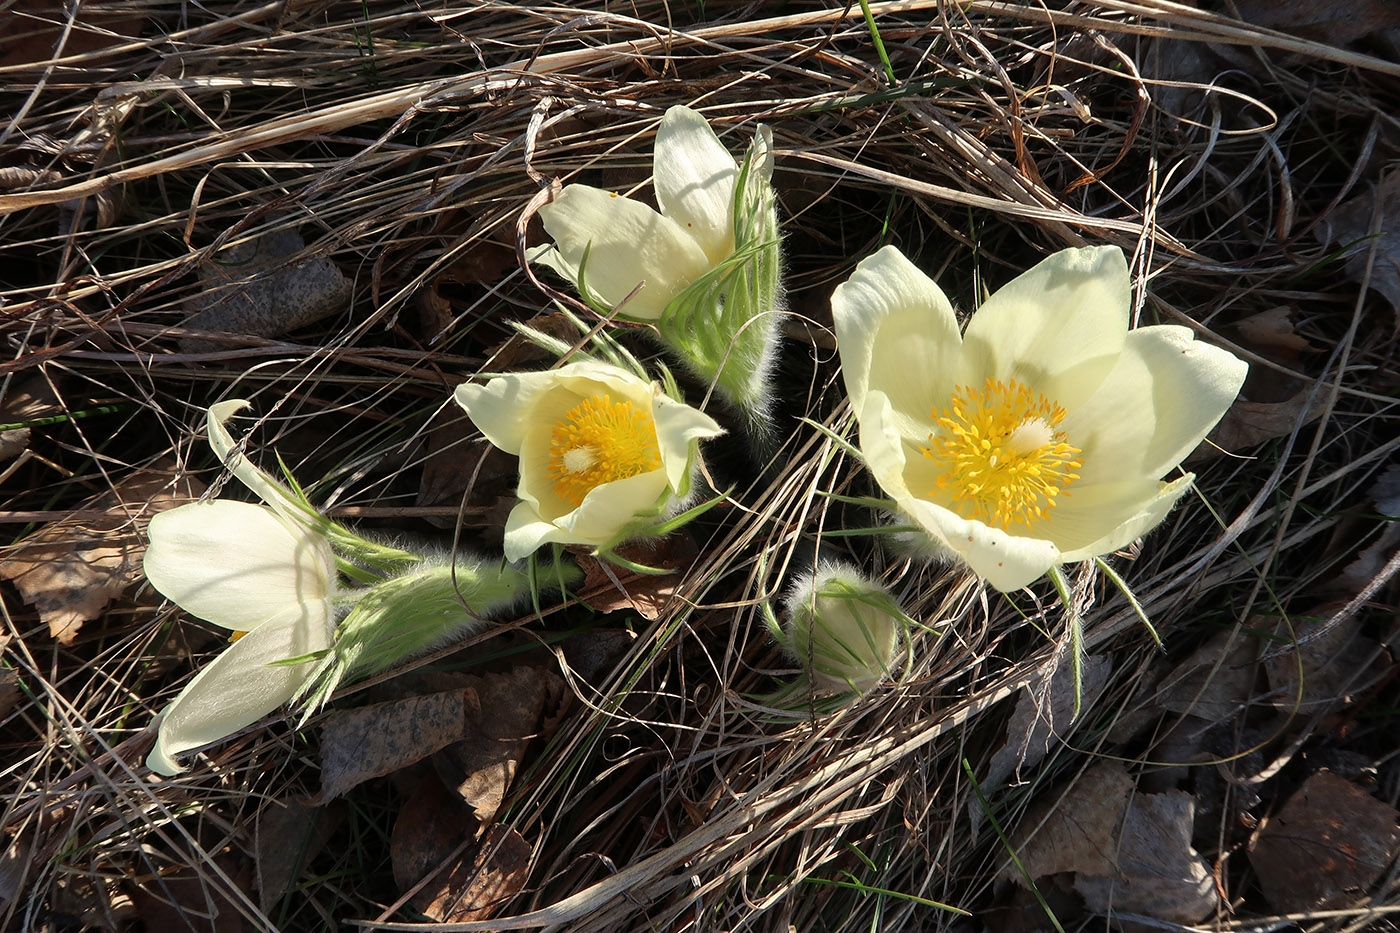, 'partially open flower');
144,500,335,775
532,105,782,436
454,359,724,560
833,245,1247,592
780,562,905,693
